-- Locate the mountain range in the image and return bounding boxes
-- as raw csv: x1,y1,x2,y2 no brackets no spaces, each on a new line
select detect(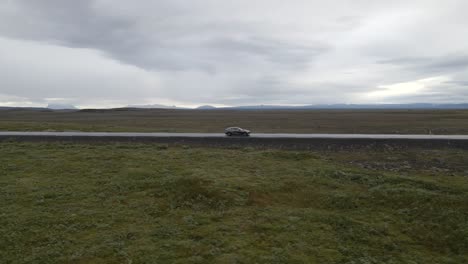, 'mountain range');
2,103,468,111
